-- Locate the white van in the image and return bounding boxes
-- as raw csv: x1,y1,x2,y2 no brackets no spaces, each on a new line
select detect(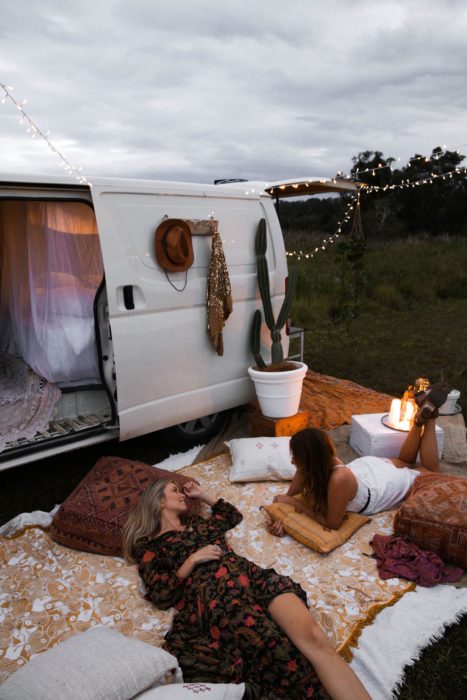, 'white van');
0,174,356,470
